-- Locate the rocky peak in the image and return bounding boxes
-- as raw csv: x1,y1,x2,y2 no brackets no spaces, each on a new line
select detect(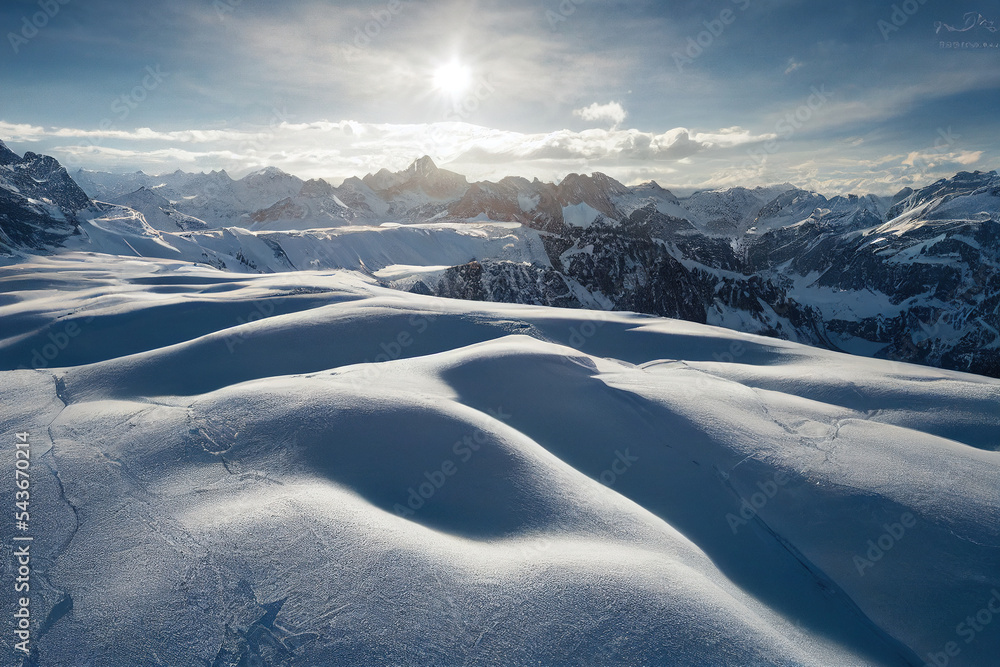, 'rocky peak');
556,172,630,218
299,178,336,198
630,180,680,205
364,155,468,201
888,170,1000,220
0,140,21,167
117,186,171,208
410,155,438,177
